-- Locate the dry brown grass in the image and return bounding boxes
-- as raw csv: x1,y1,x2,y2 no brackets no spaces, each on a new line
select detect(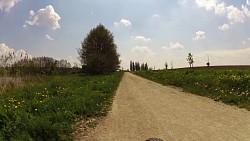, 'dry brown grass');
0,77,22,92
